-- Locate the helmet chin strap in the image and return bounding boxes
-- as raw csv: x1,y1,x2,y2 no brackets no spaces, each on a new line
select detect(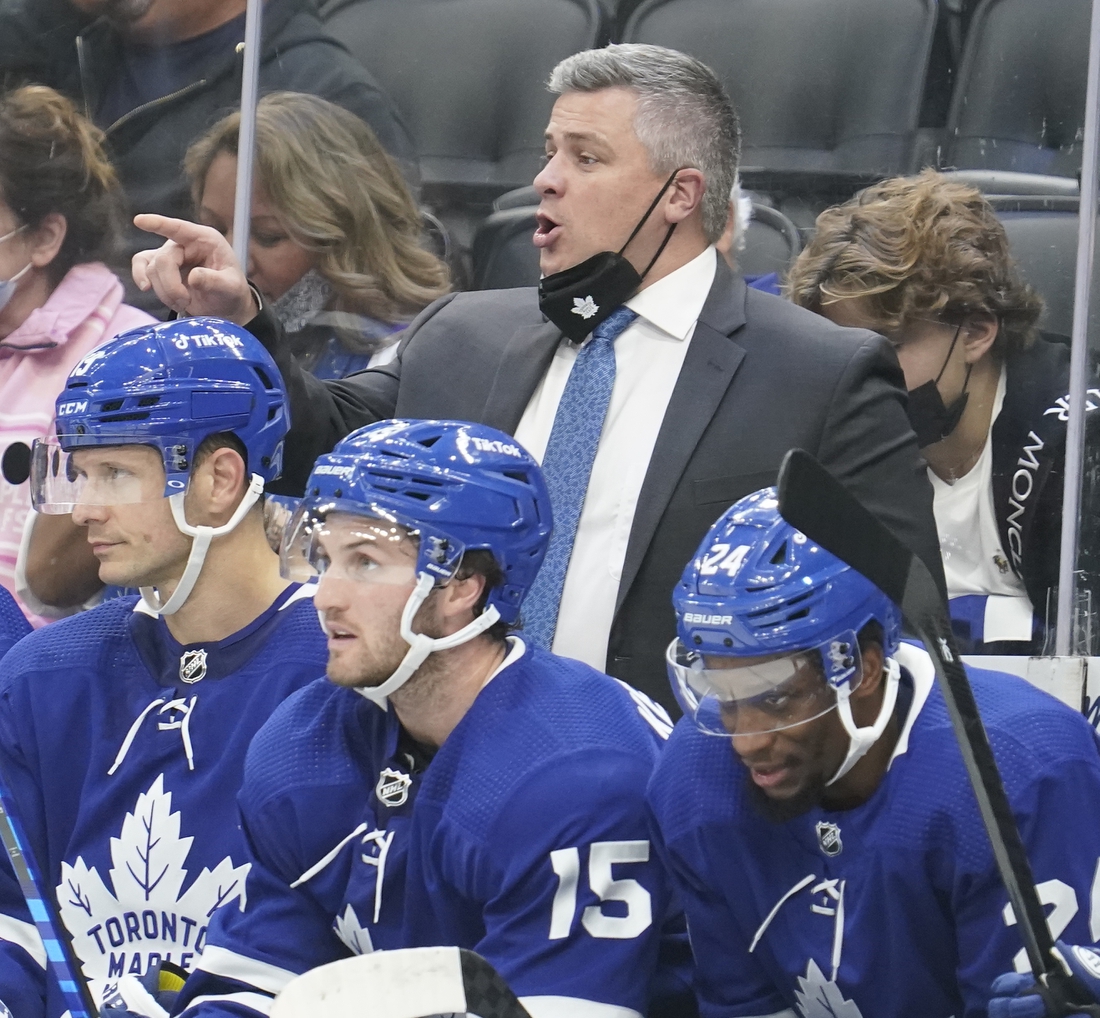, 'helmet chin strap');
826,656,901,786
356,572,502,710
139,473,266,617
